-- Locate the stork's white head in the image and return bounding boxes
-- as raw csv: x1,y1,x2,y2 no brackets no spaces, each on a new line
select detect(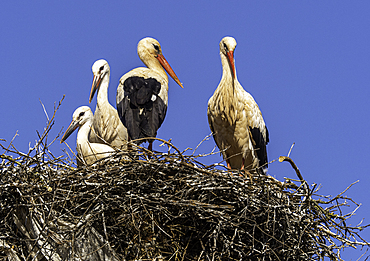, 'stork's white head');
220,36,237,78
60,106,93,143
71,106,93,125
220,37,237,55
138,37,162,59
92,59,110,75
89,59,110,103
137,37,183,88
